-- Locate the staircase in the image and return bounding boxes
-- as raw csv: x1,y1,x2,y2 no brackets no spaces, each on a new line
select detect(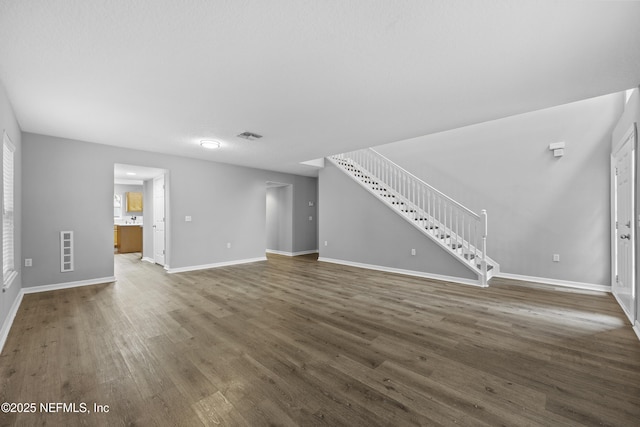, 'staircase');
327,148,499,286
